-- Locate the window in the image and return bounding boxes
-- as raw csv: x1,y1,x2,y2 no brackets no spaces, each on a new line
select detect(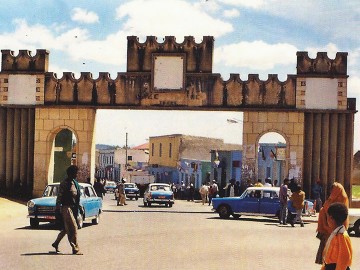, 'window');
152,143,154,156
169,143,172,158
159,143,162,157
128,156,133,161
